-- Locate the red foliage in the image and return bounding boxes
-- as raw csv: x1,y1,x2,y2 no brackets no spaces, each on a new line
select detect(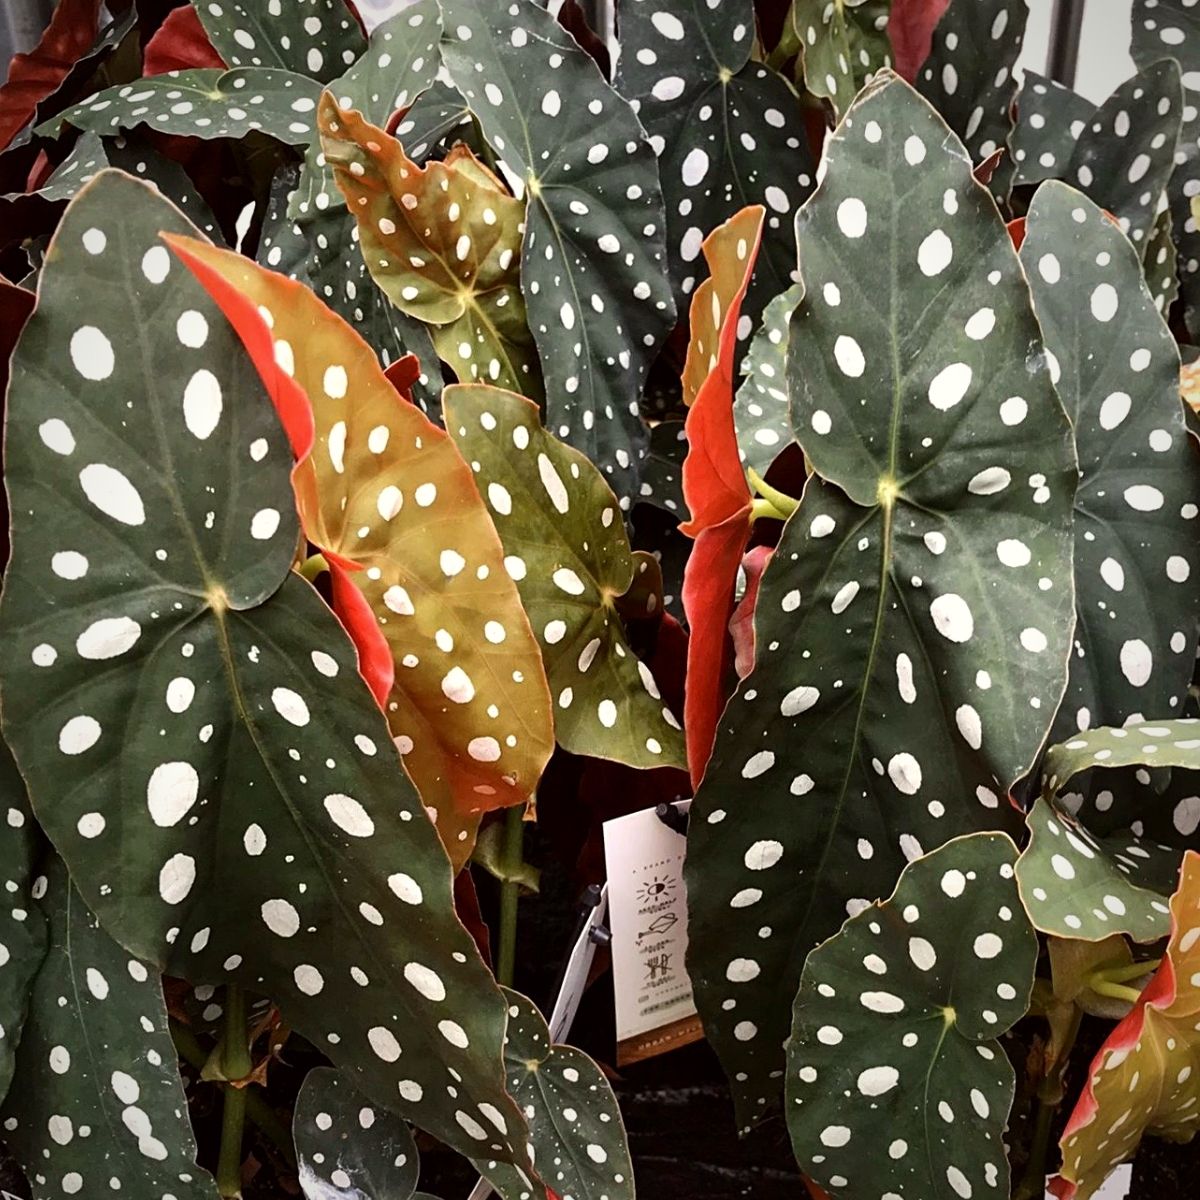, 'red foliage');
0,0,103,152
730,545,774,680
143,4,225,75
888,0,952,82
